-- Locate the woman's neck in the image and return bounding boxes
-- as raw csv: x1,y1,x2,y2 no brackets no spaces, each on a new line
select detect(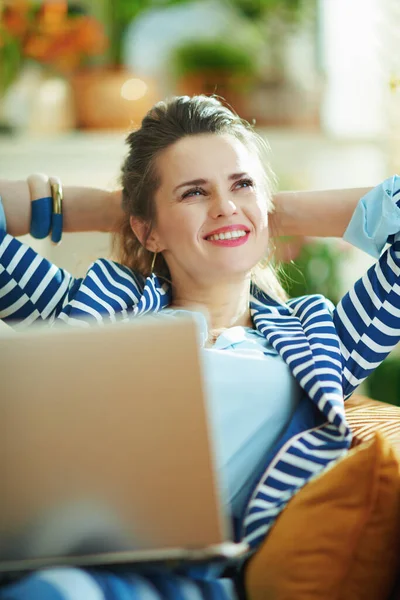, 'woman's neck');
170,277,253,332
